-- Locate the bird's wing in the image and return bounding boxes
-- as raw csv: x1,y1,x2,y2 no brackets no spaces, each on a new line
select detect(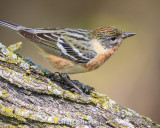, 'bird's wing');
18,28,97,63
